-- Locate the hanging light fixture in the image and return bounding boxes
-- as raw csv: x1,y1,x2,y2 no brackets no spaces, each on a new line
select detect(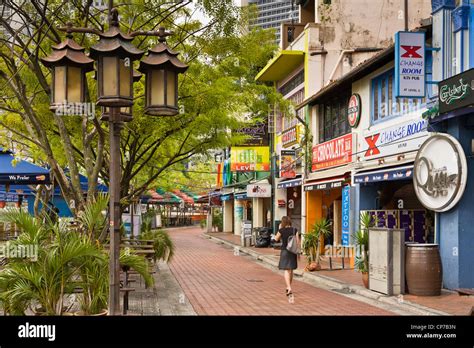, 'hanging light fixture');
89,8,144,108
101,70,142,122
41,26,94,111
138,27,188,116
